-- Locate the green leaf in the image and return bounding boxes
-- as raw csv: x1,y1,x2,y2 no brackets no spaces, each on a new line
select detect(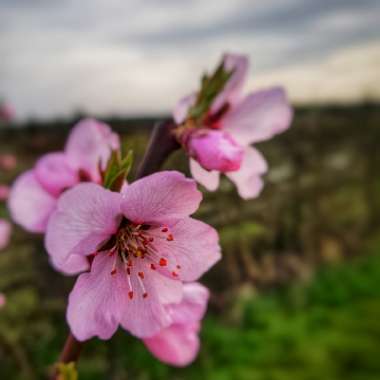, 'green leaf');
103,150,133,191
56,362,78,380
